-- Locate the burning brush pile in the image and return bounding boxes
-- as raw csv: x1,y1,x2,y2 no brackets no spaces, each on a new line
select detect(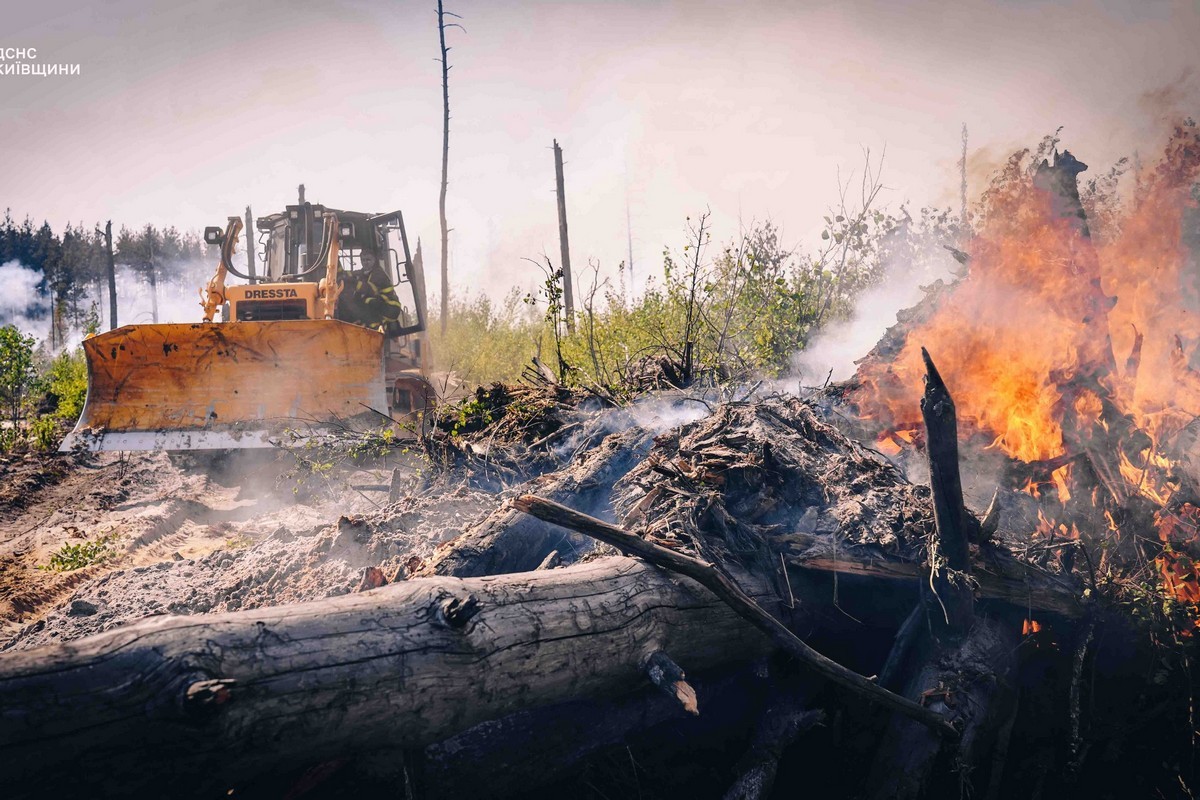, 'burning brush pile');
835,123,1200,637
